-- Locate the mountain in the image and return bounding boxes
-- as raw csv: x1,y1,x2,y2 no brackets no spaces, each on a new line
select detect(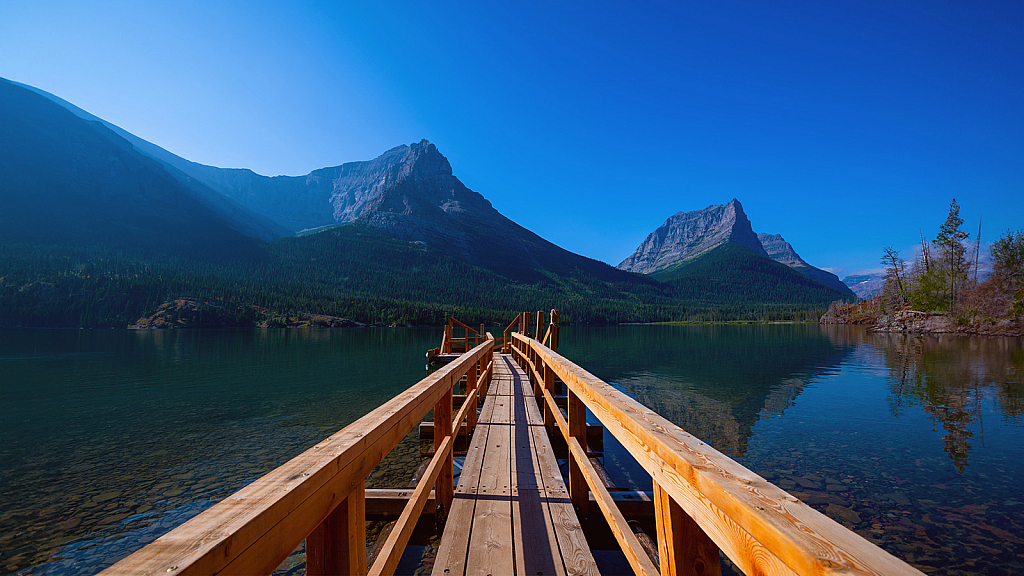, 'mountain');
843,274,886,299
617,199,767,274
757,233,855,297
0,79,264,260
7,79,290,241
1,79,844,328
617,200,854,307
648,243,855,309
165,138,646,283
